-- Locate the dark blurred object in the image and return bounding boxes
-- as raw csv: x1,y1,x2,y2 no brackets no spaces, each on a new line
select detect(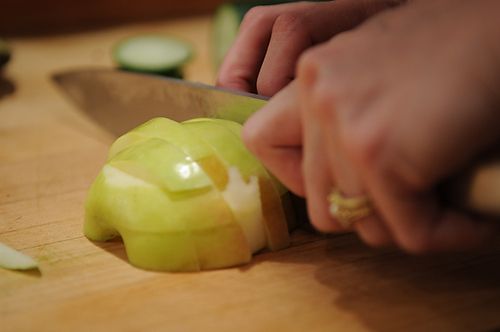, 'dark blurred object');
0,0,226,36
0,39,11,69
0,77,15,99
120,67,184,79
